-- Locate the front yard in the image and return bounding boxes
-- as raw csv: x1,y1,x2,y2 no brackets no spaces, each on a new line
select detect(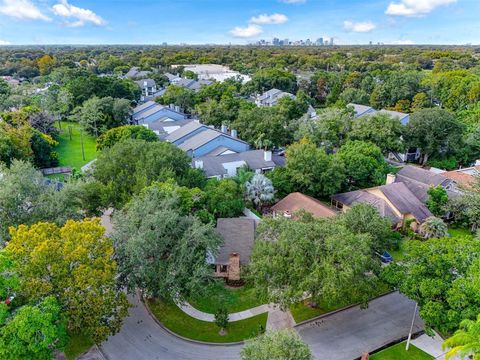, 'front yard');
55,121,97,170
370,342,433,360
147,298,267,343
